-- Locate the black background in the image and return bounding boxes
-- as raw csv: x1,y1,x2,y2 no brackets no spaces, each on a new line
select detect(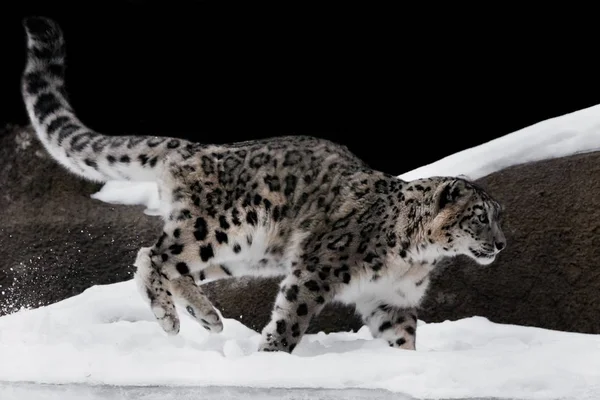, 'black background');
1,2,599,175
